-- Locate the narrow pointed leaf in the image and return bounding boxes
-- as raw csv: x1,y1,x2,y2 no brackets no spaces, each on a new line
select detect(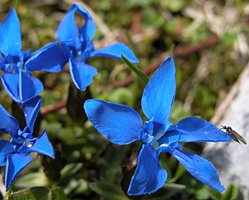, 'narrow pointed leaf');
121,55,148,83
